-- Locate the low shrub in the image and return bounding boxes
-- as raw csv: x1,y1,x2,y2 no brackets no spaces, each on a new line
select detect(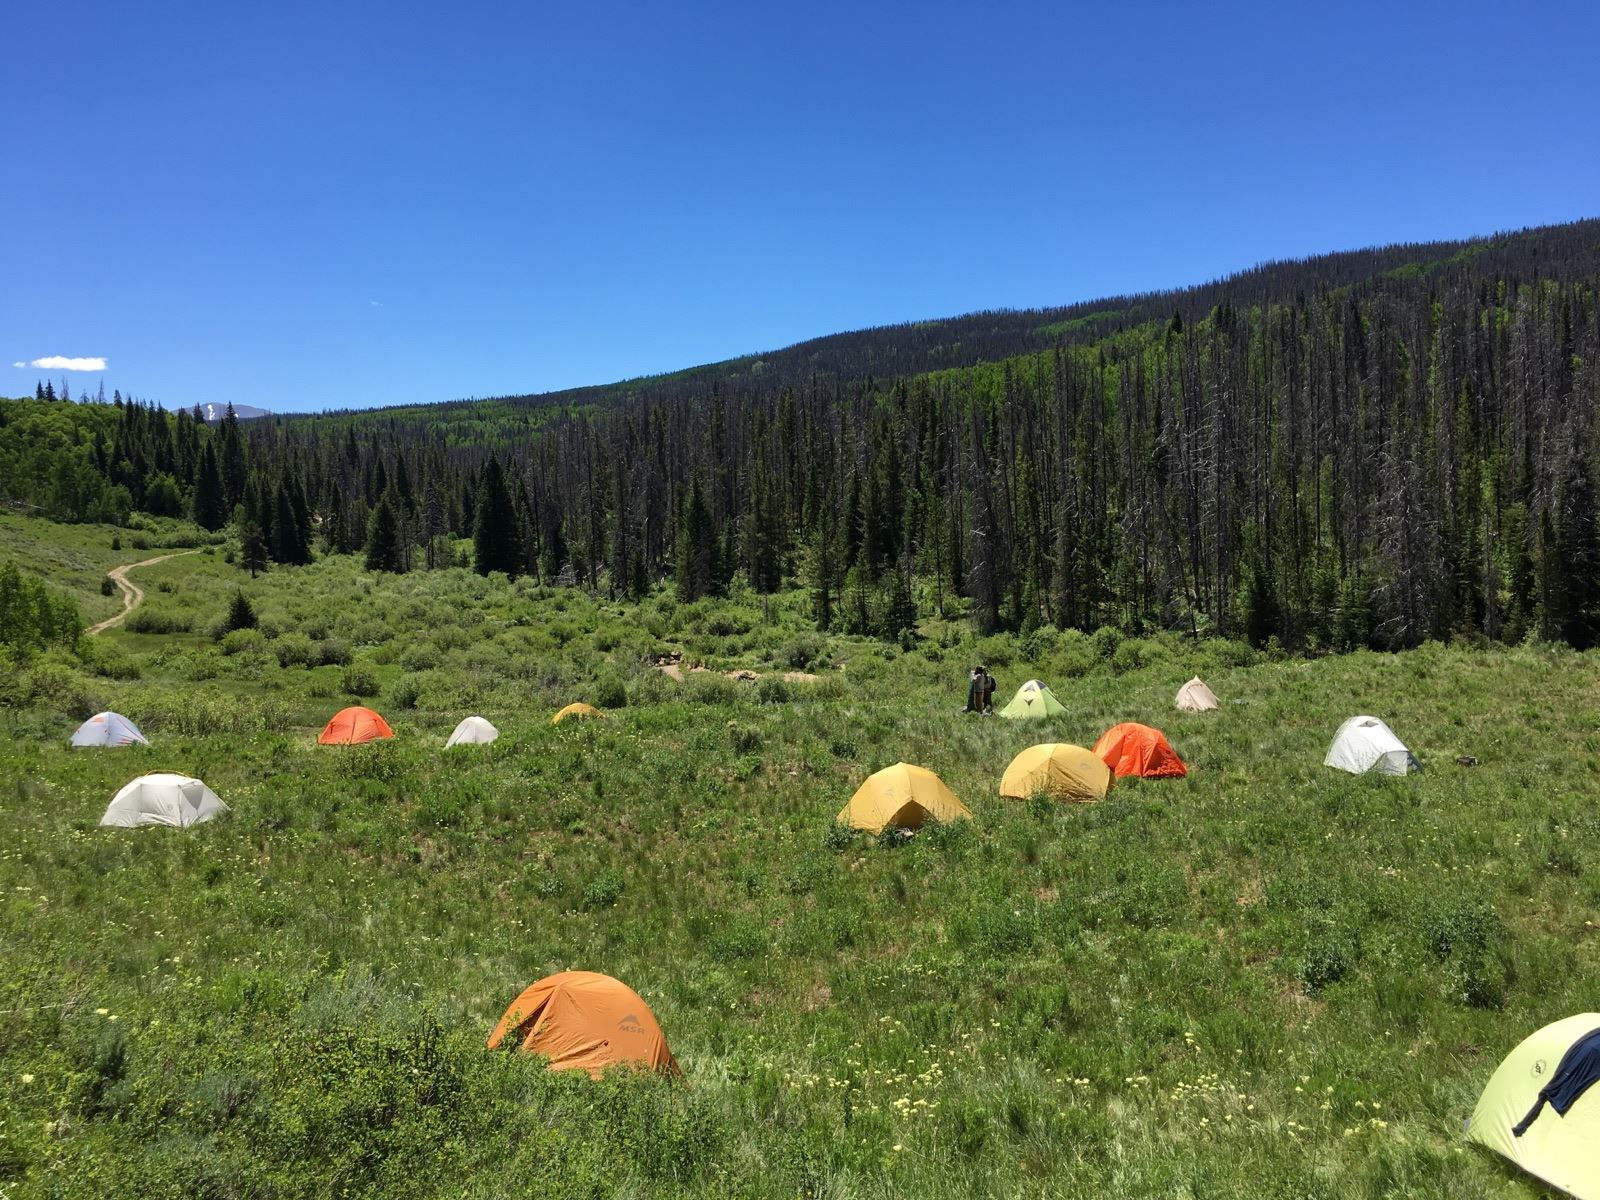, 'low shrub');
126,610,193,634
685,674,739,706
316,638,353,667
779,632,826,669
581,869,624,909
219,628,268,656
398,644,440,672
391,673,431,710
274,632,316,668
341,666,380,697
973,634,1015,668
591,672,628,709
1090,626,1123,661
